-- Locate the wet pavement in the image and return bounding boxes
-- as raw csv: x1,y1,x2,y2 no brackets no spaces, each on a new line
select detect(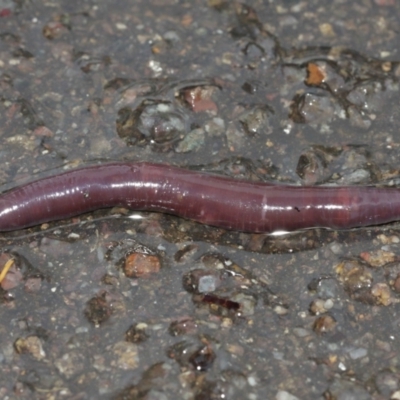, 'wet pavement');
1,1,400,399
